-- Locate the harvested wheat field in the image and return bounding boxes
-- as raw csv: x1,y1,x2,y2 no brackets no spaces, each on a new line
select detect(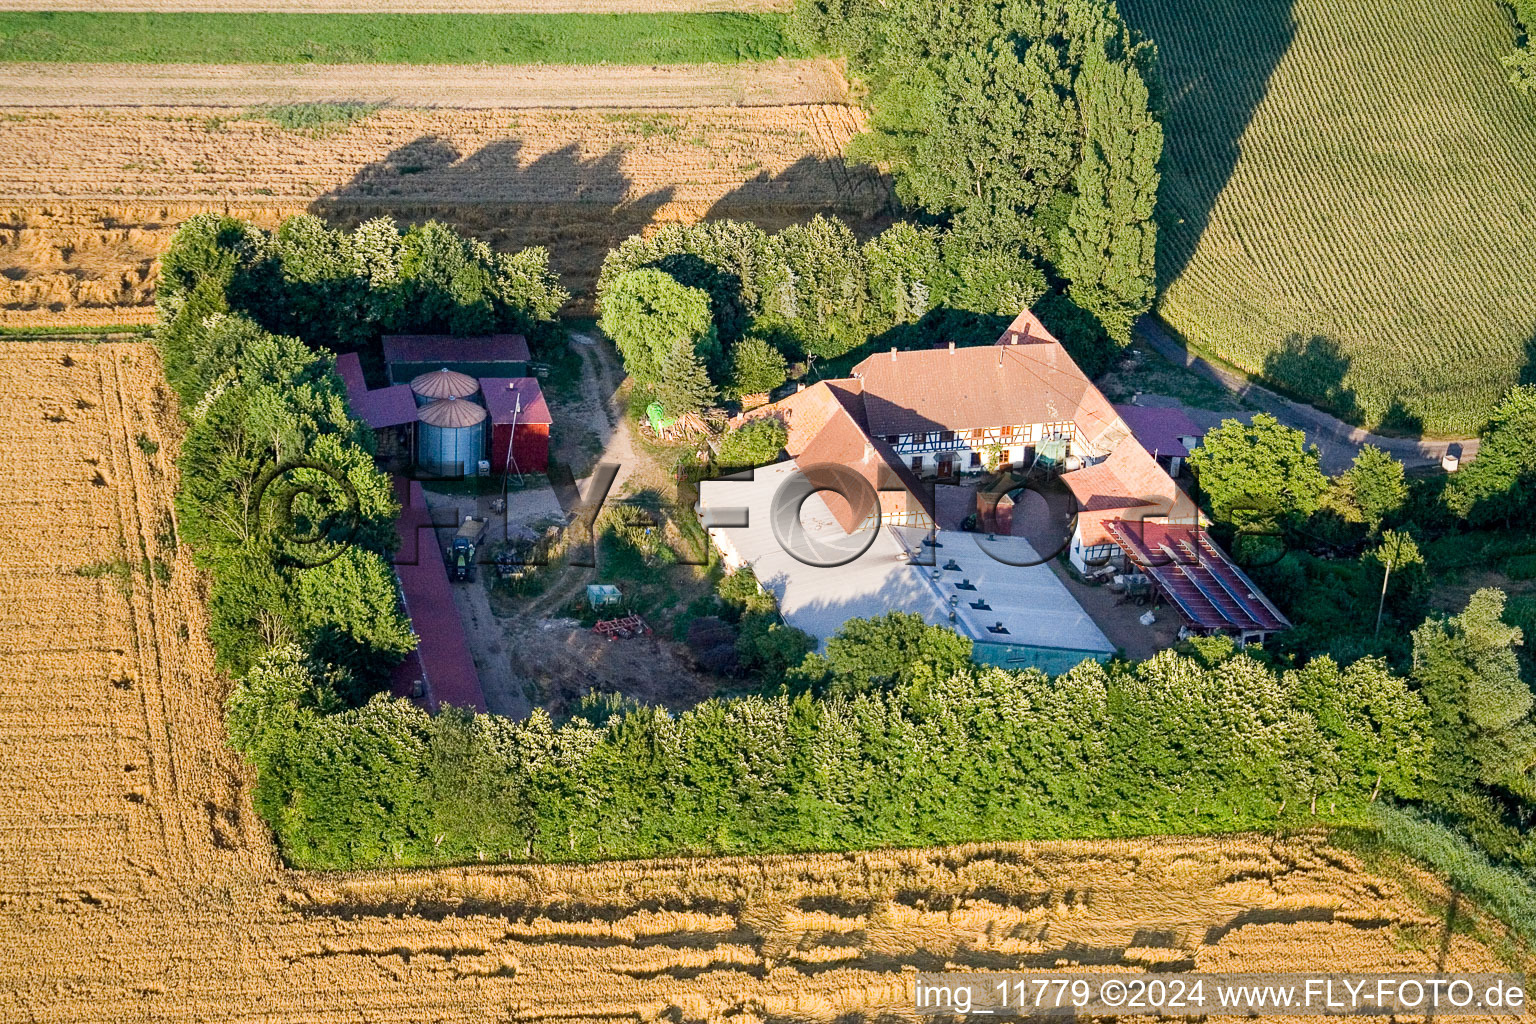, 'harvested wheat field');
0,338,1528,1022
0,103,887,323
